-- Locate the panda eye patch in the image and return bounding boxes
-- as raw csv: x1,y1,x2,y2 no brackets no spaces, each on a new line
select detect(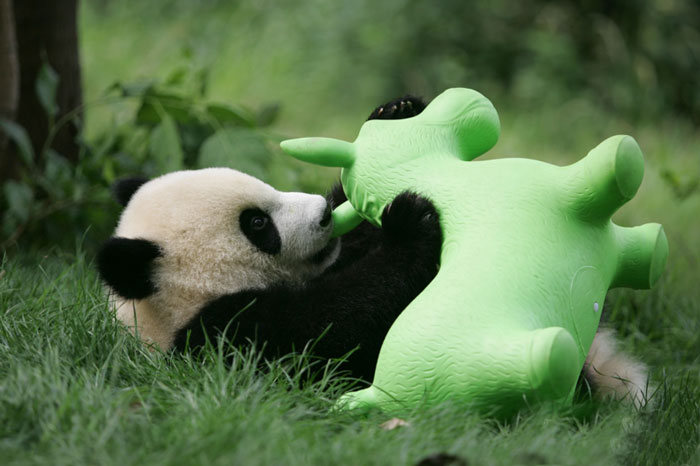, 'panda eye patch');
240,208,281,255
